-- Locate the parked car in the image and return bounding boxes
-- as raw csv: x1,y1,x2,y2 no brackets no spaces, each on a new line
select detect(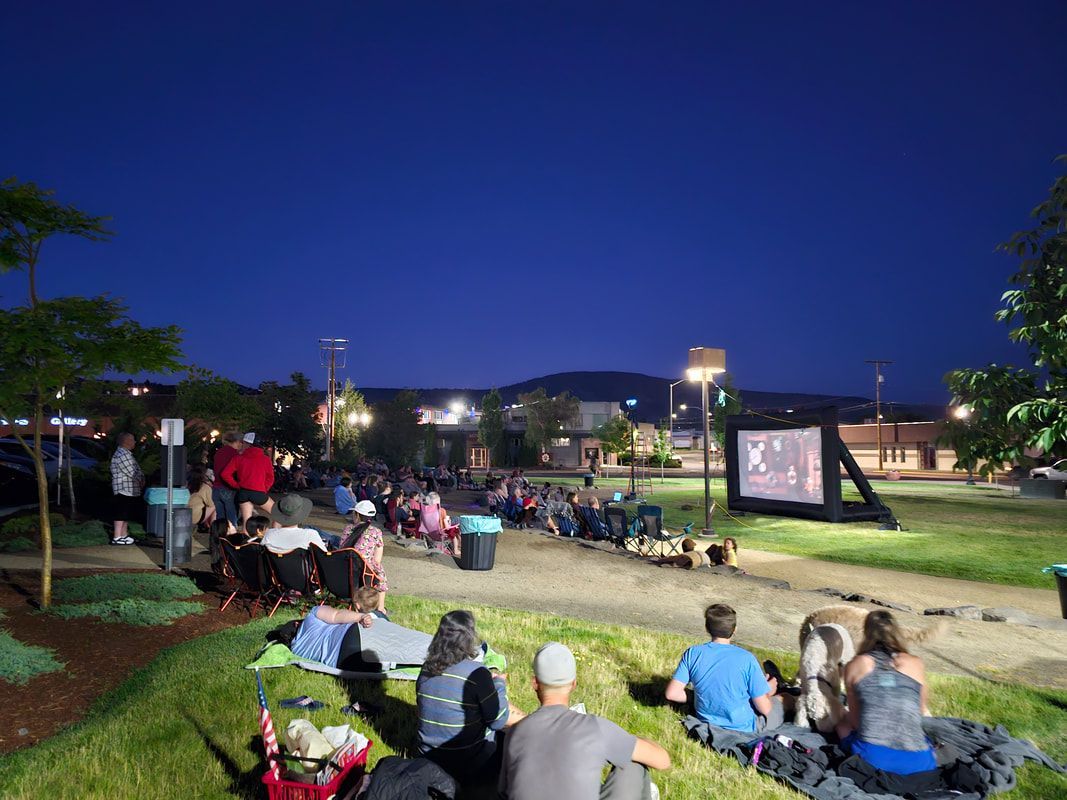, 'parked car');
0,439,98,480
1030,459,1067,480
